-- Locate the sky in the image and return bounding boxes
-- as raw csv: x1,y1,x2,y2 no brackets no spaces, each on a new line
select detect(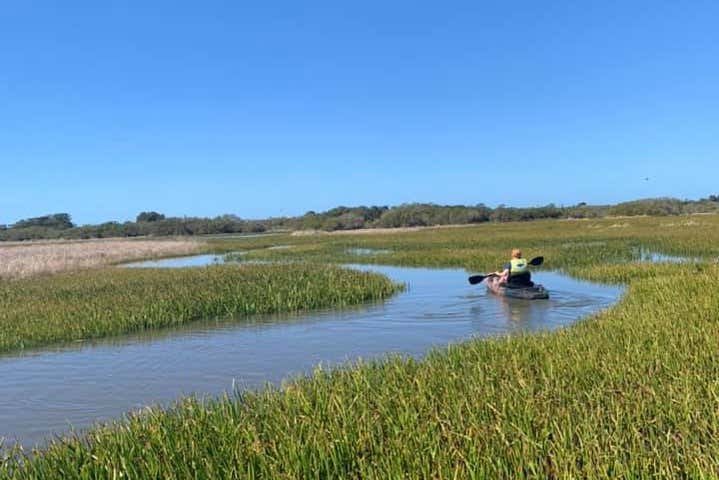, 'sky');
1,1,717,225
